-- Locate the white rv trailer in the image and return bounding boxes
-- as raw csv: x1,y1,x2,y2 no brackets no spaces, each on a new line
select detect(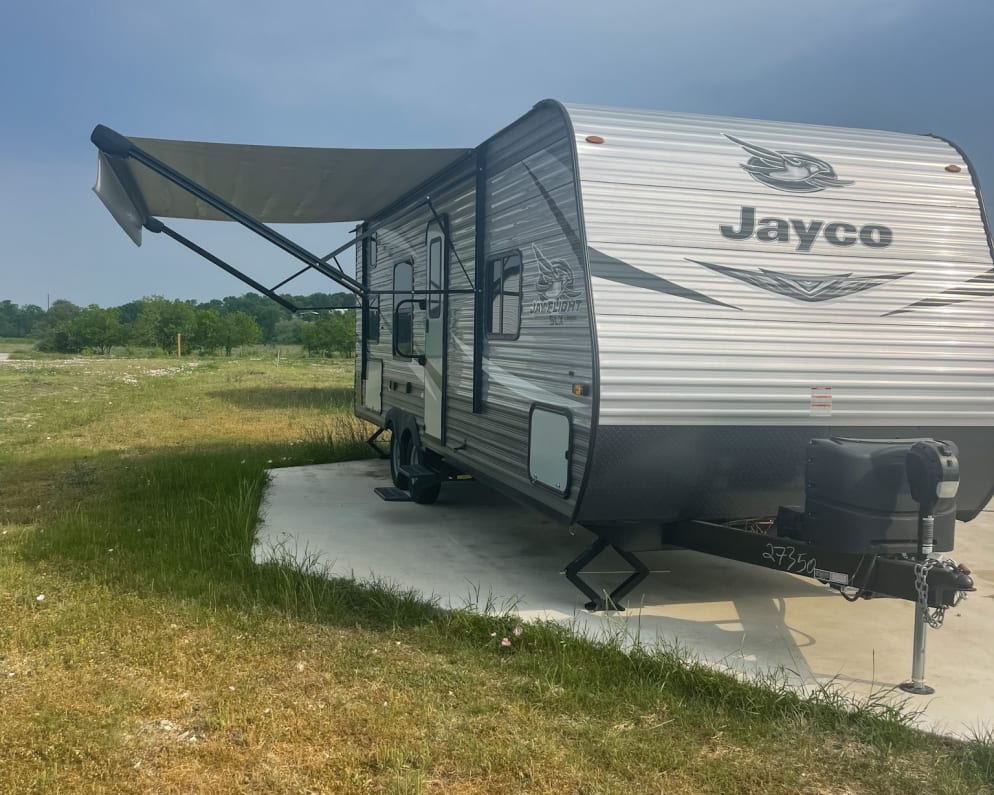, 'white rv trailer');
91,101,990,688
